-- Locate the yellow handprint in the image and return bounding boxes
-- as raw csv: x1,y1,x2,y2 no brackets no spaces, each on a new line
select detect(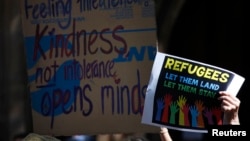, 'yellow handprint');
177,95,187,126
